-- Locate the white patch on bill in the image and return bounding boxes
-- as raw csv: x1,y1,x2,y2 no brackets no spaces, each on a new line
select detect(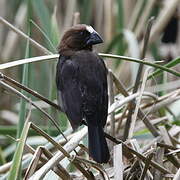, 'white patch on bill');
86,26,95,33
